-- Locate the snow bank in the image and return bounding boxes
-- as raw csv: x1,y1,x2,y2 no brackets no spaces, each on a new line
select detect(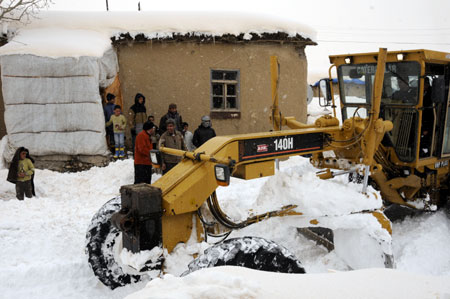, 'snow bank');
0,159,143,299
126,266,450,299
0,154,449,298
0,11,316,58
393,211,450,276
